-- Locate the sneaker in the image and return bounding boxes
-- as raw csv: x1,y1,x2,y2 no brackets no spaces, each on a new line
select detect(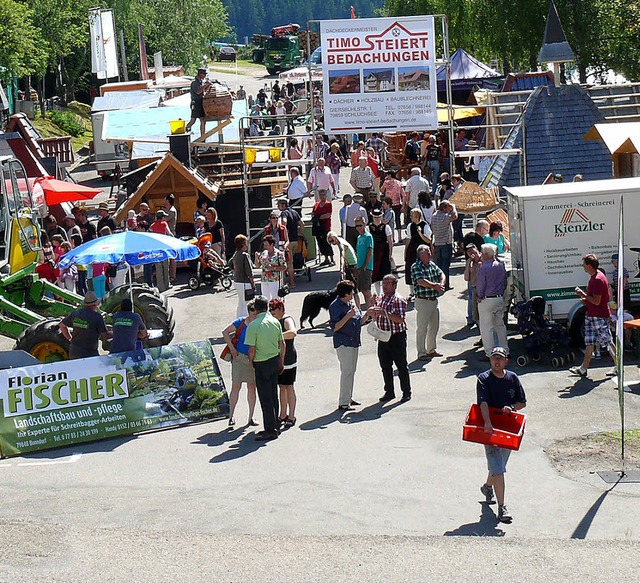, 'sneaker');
480,483,495,504
605,369,617,377
498,505,512,523
569,366,587,377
